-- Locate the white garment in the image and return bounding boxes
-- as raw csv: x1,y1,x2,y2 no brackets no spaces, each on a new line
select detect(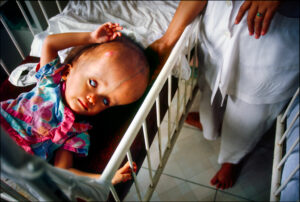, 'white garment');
198,0,299,105
199,82,286,164
197,1,299,163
